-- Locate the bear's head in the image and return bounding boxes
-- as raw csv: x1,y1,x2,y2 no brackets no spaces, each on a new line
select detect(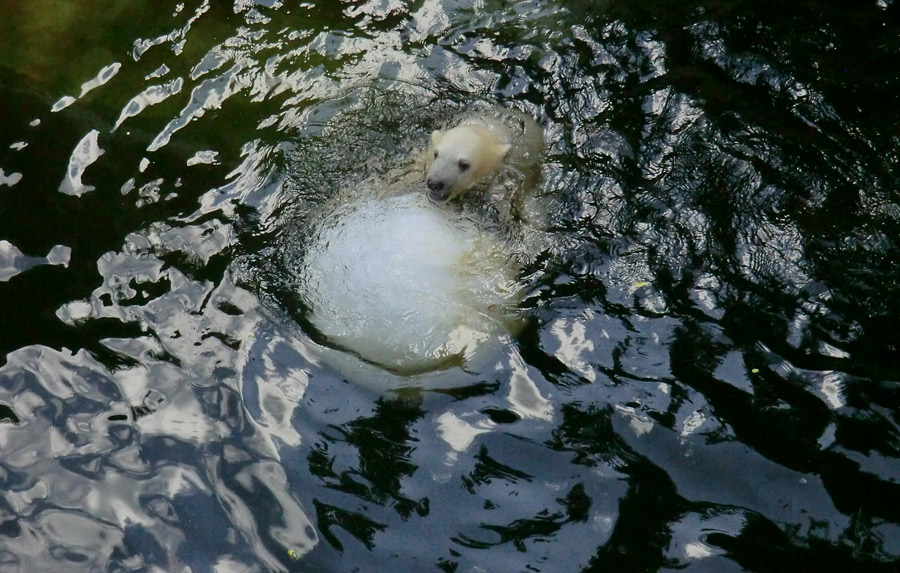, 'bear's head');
425,125,511,202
